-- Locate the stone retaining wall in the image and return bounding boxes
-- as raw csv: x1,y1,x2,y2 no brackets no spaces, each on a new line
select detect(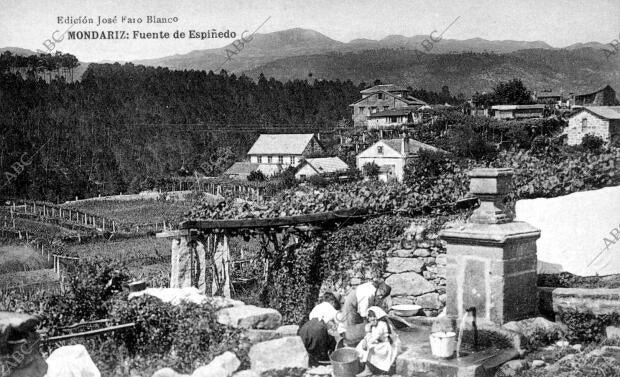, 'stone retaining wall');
324,220,458,316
